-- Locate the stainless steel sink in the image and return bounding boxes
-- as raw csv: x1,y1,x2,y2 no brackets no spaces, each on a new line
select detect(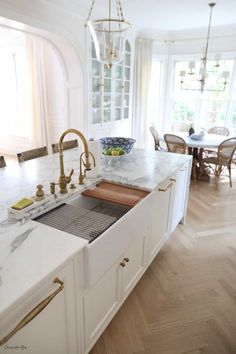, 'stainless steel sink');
34,198,129,243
